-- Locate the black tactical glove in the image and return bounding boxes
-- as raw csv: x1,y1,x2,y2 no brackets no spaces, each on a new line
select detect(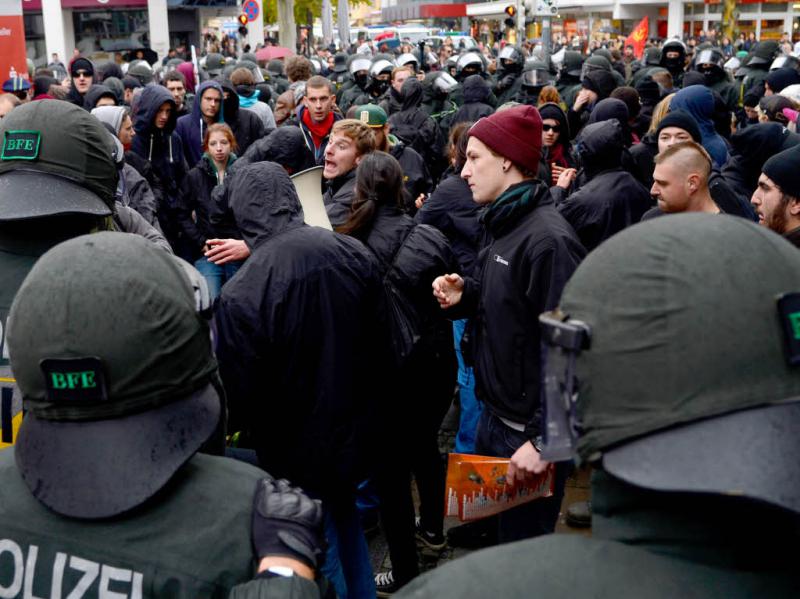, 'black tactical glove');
497,74,515,91
251,476,324,571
